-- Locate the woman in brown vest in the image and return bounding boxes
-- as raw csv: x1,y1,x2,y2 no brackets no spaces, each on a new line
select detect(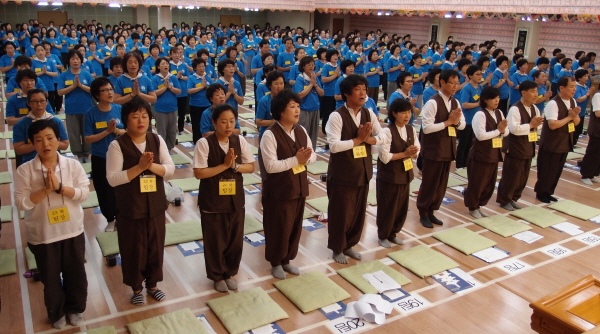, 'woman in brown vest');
463,86,509,218
580,91,600,184
260,89,316,279
376,98,420,248
106,97,175,305
193,103,255,292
